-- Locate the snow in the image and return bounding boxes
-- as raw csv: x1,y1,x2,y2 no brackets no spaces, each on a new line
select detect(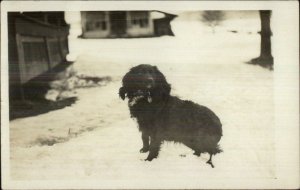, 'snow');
9,13,276,188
